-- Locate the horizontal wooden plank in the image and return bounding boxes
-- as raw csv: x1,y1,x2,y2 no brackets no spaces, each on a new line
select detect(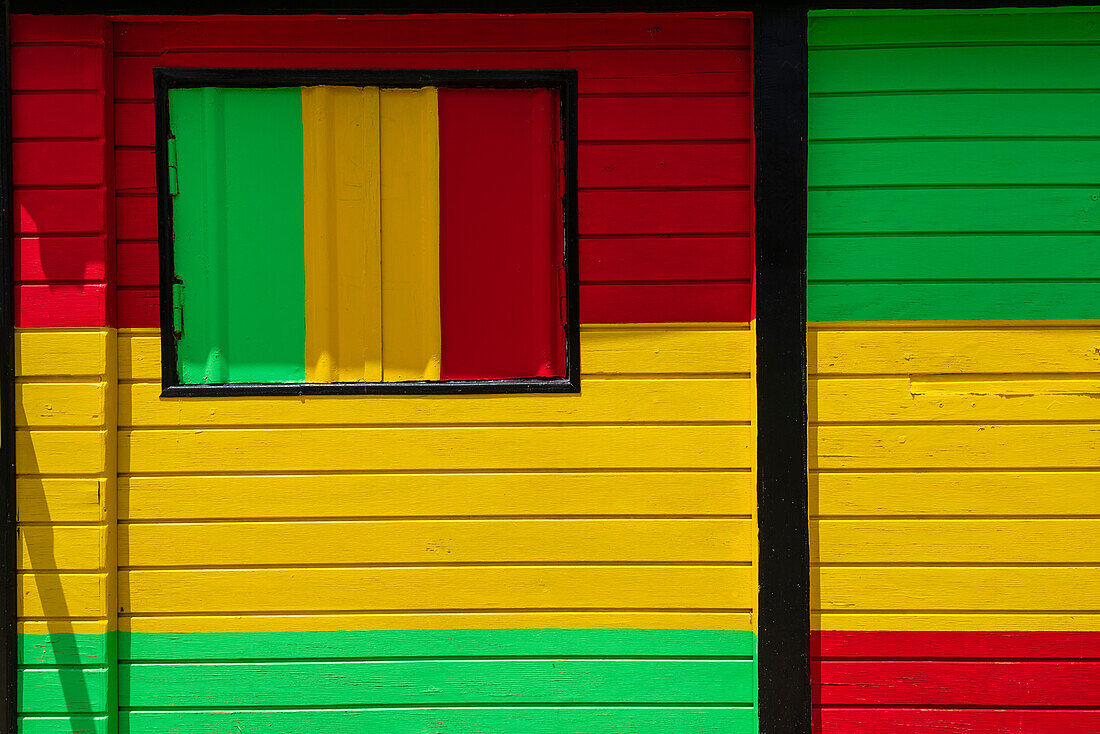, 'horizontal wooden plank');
122,611,754,635
11,13,106,43
19,572,105,618
581,236,753,283
18,716,108,734
15,284,107,329
121,425,753,473
814,612,1100,633
811,471,1100,517
121,519,754,567
19,631,111,666
17,478,105,523
122,708,755,734
12,92,104,139
811,92,1100,140
17,382,106,428
814,567,1100,612
811,377,1100,423
808,326,1100,375
817,660,1100,706
810,8,1099,46
18,666,108,714
581,283,752,323
815,630,1100,659
17,431,107,476
579,142,751,188
16,329,107,378
580,95,751,142
115,148,154,193
813,519,1100,564
10,46,104,92
810,424,1100,470
116,288,157,329
15,188,106,236
20,526,105,571
121,378,752,426
118,326,755,379
813,45,1100,94
12,140,104,187
120,566,754,614
580,189,751,236
120,471,754,520
17,236,108,282
19,620,107,638
116,241,157,287
120,628,757,661
120,659,755,706
815,708,1100,734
